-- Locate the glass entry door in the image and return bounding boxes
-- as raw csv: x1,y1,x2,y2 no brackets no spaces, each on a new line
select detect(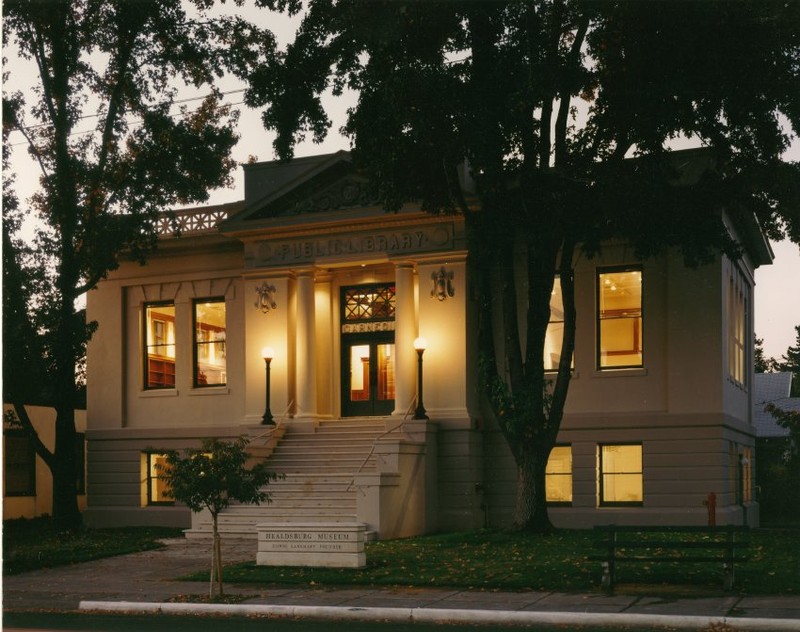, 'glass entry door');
342,333,395,417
